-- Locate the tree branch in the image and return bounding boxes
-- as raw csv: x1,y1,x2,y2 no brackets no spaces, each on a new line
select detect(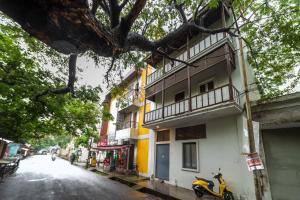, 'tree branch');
173,0,187,23
141,17,155,35
35,54,78,100
98,0,111,16
91,0,100,16
156,49,197,67
121,0,147,35
194,0,205,21
120,0,130,9
0,0,238,61
126,20,237,53
104,57,116,85
109,0,121,28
